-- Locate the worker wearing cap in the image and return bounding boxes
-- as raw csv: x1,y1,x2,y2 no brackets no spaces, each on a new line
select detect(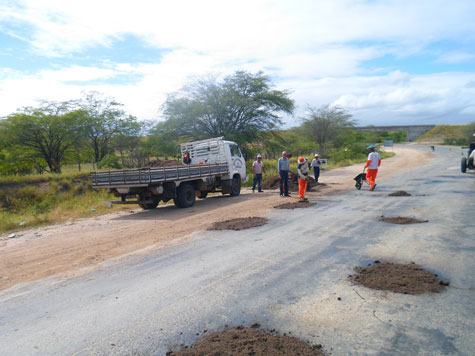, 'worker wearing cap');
252,154,265,193
365,145,381,191
277,151,291,197
310,154,322,183
297,157,310,202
